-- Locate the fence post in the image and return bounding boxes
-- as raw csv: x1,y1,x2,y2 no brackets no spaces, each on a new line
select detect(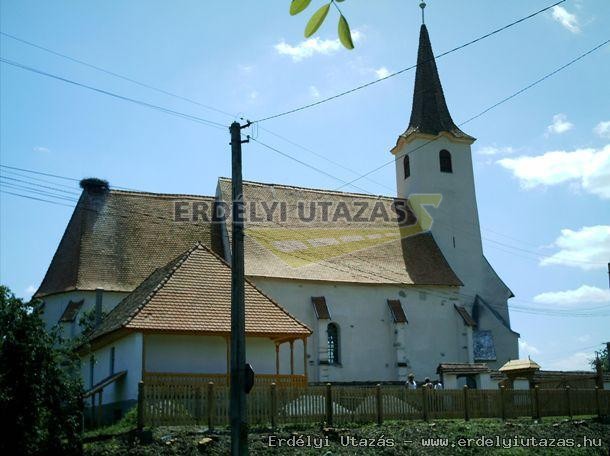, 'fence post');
137,381,144,430
325,383,333,427
376,384,383,425
595,387,601,419
499,386,506,421
270,382,277,429
565,386,572,420
463,386,470,421
533,386,541,420
195,385,202,424
421,387,429,422
207,382,214,431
